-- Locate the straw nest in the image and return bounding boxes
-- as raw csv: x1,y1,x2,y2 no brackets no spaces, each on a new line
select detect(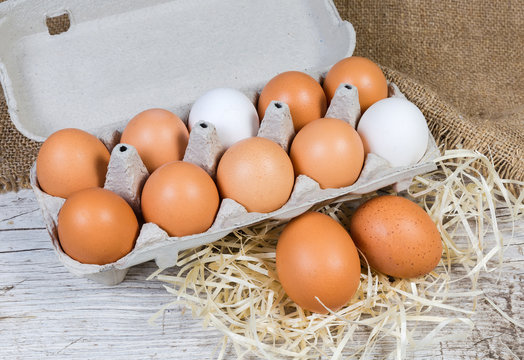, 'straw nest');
150,149,523,359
